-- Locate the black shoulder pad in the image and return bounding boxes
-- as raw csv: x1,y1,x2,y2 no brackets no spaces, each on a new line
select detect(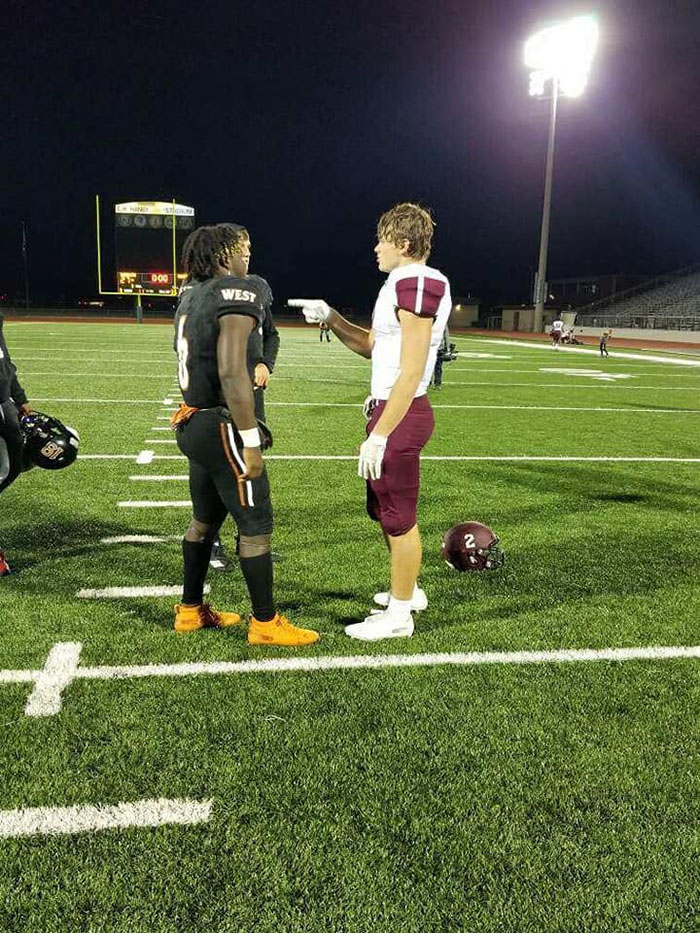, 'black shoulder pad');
246,274,273,308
